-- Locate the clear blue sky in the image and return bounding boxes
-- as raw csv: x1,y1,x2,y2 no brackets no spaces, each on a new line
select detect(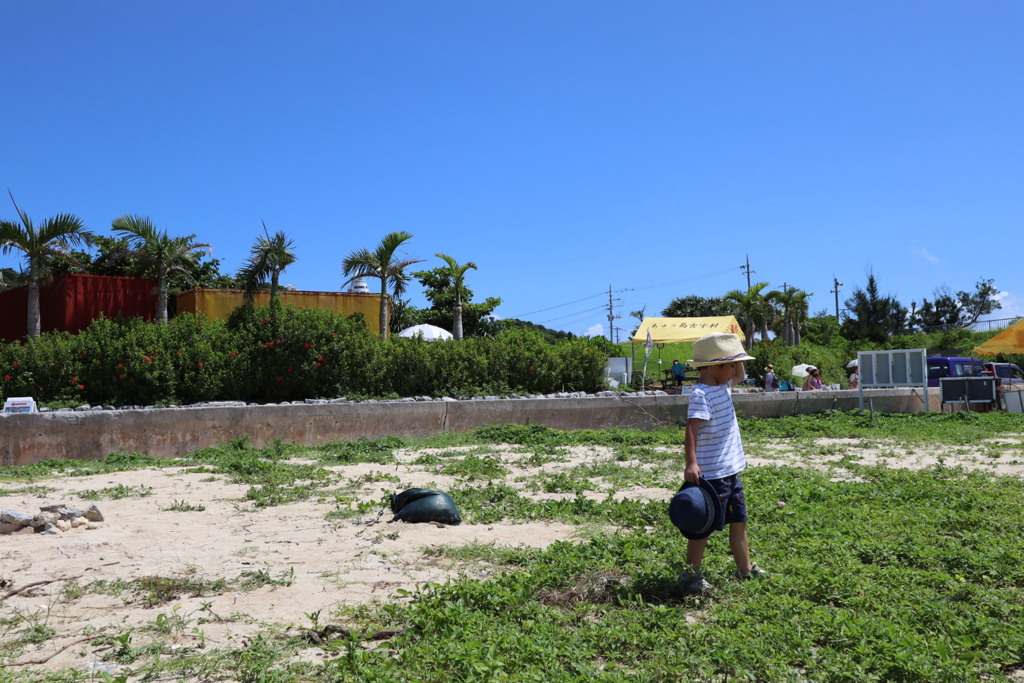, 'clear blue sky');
4,1,1022,339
